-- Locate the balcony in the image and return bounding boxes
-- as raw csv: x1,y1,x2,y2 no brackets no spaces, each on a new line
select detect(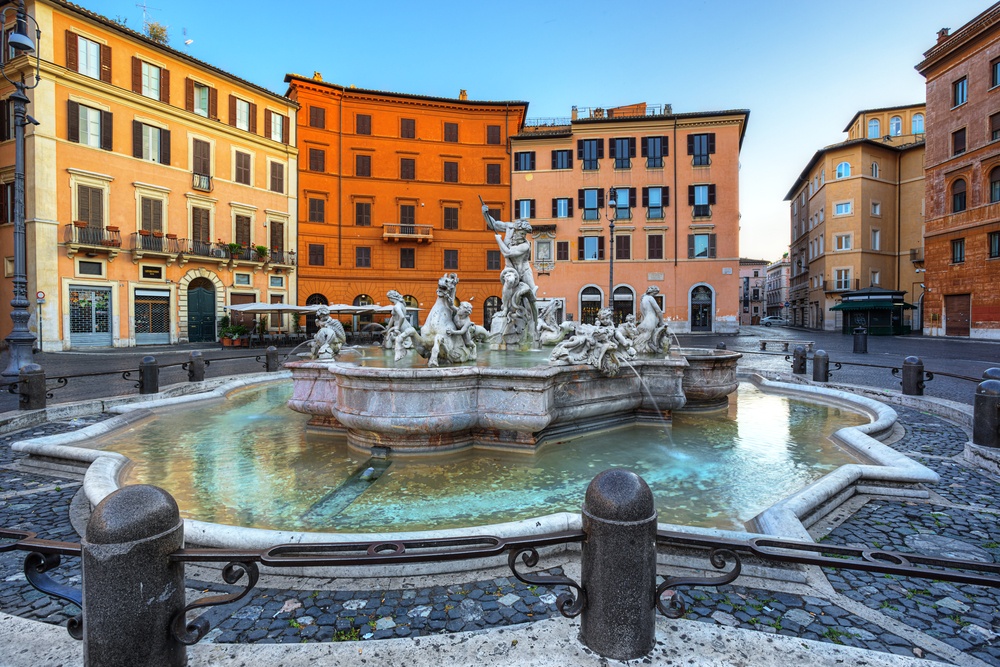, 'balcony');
383,223,433,242
178,239,230,269
130,232,184,265
192,173,213,192
64,223,122,261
